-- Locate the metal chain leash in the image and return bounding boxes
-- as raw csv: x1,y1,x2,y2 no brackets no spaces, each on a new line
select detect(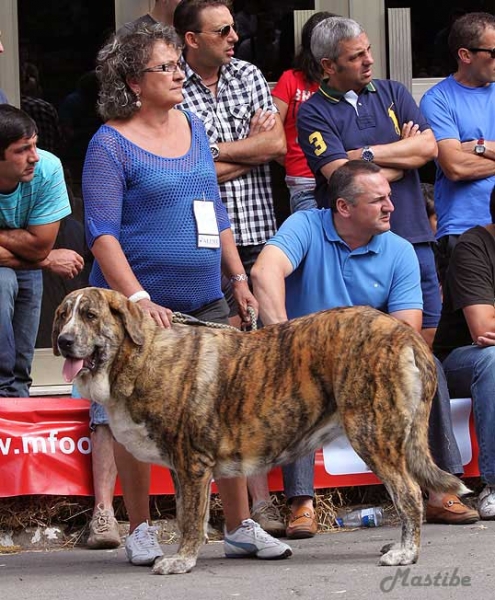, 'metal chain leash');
171,305,257,331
